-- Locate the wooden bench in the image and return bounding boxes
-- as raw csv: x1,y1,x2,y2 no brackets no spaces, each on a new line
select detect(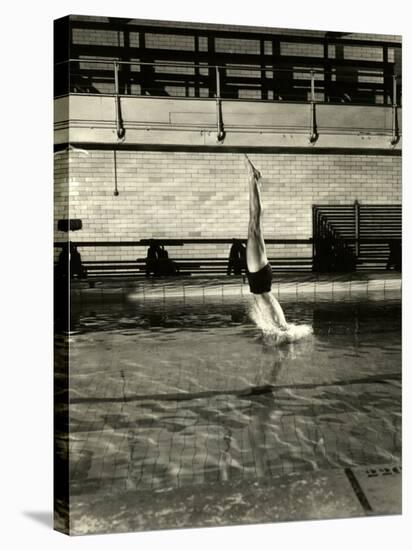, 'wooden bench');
82,259,197,278
313,203,401,272
55,238,314,279
79,256,313,279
